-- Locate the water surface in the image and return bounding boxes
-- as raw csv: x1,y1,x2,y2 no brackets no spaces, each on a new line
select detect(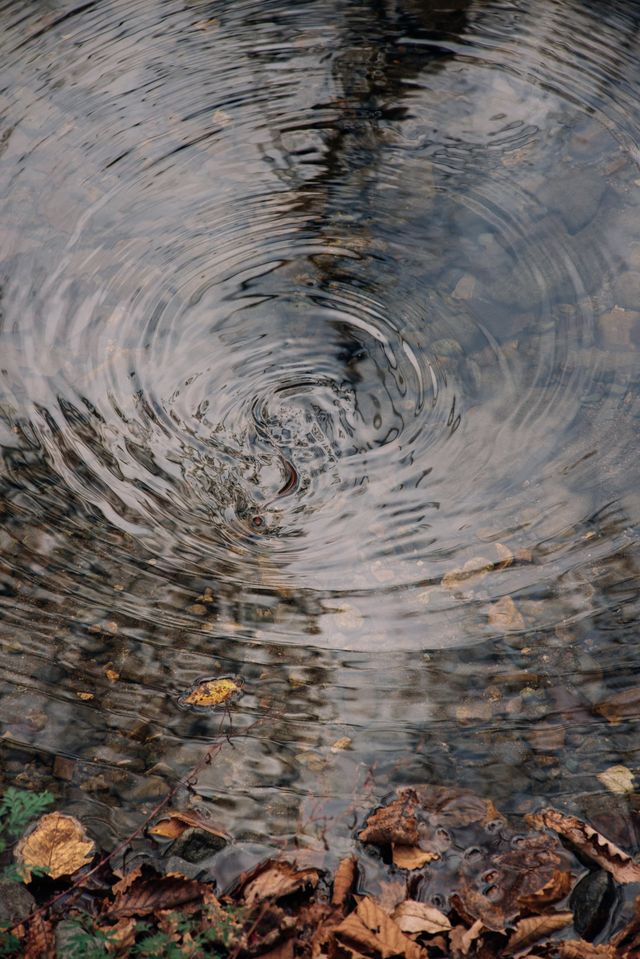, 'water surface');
1,0,640,863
